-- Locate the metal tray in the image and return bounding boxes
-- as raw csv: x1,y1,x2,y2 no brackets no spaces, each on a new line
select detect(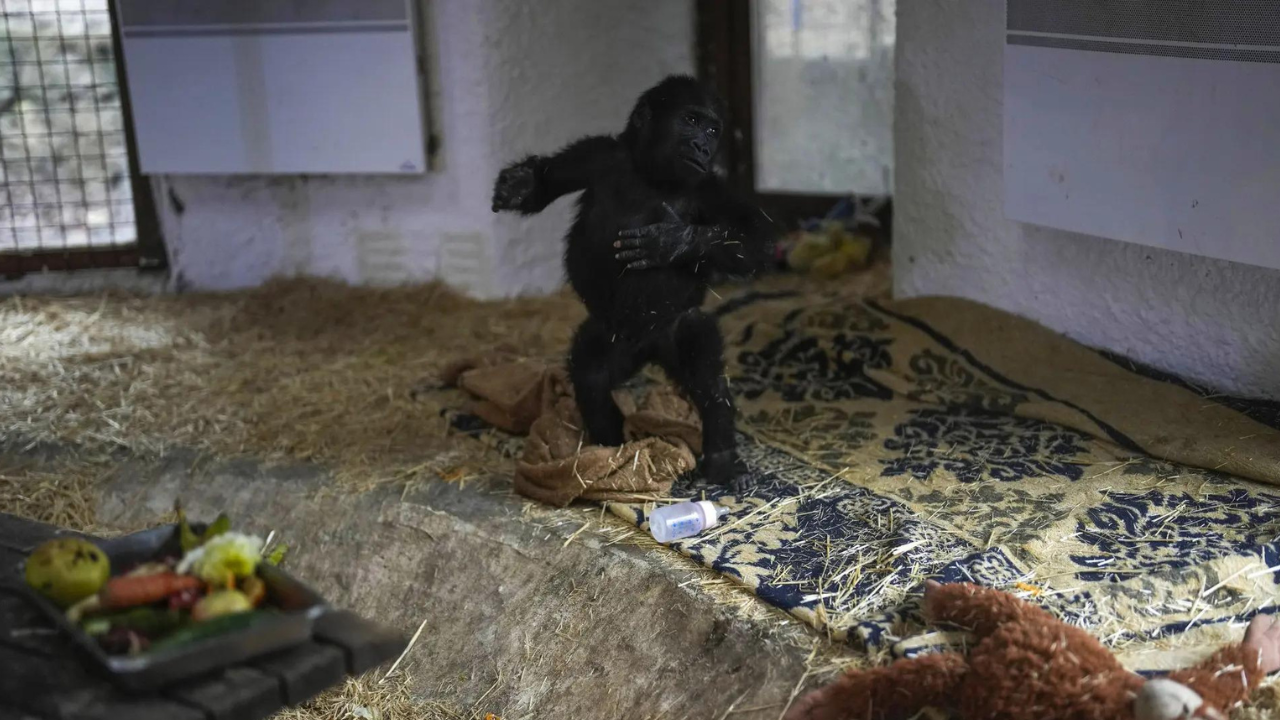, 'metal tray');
12,523,329,693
